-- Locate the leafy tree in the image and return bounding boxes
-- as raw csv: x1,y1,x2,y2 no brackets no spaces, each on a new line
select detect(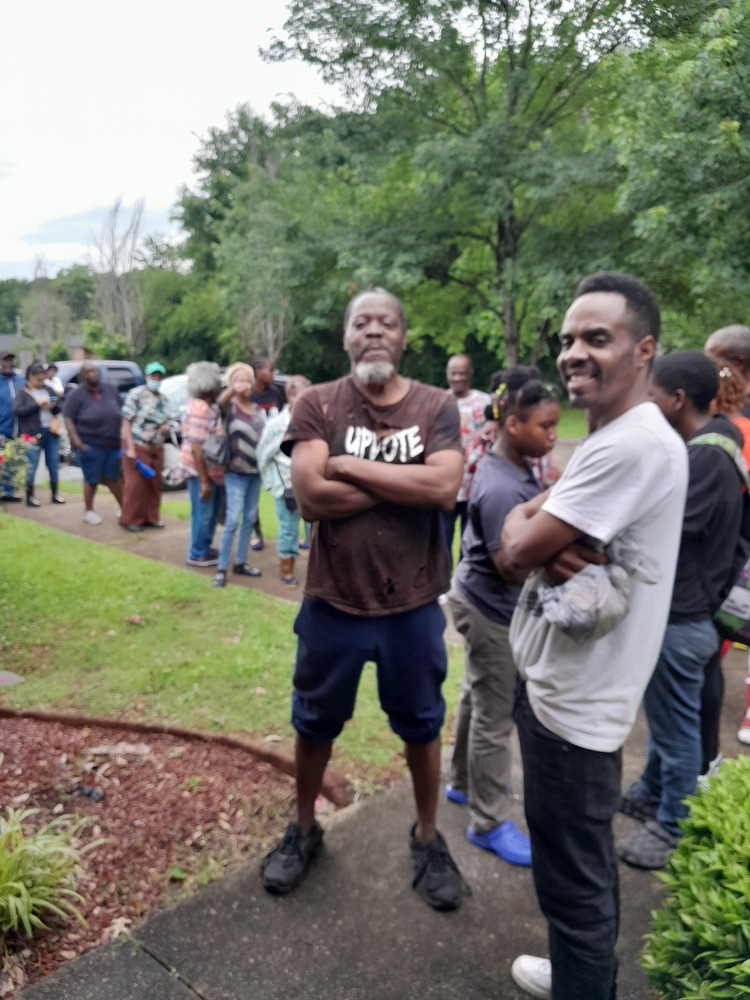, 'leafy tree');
265,0,707,363
22,266,72,363
0,279,28,334
140,269,228,372
81,319,128,360
615,0,750,342
52,266,96,323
